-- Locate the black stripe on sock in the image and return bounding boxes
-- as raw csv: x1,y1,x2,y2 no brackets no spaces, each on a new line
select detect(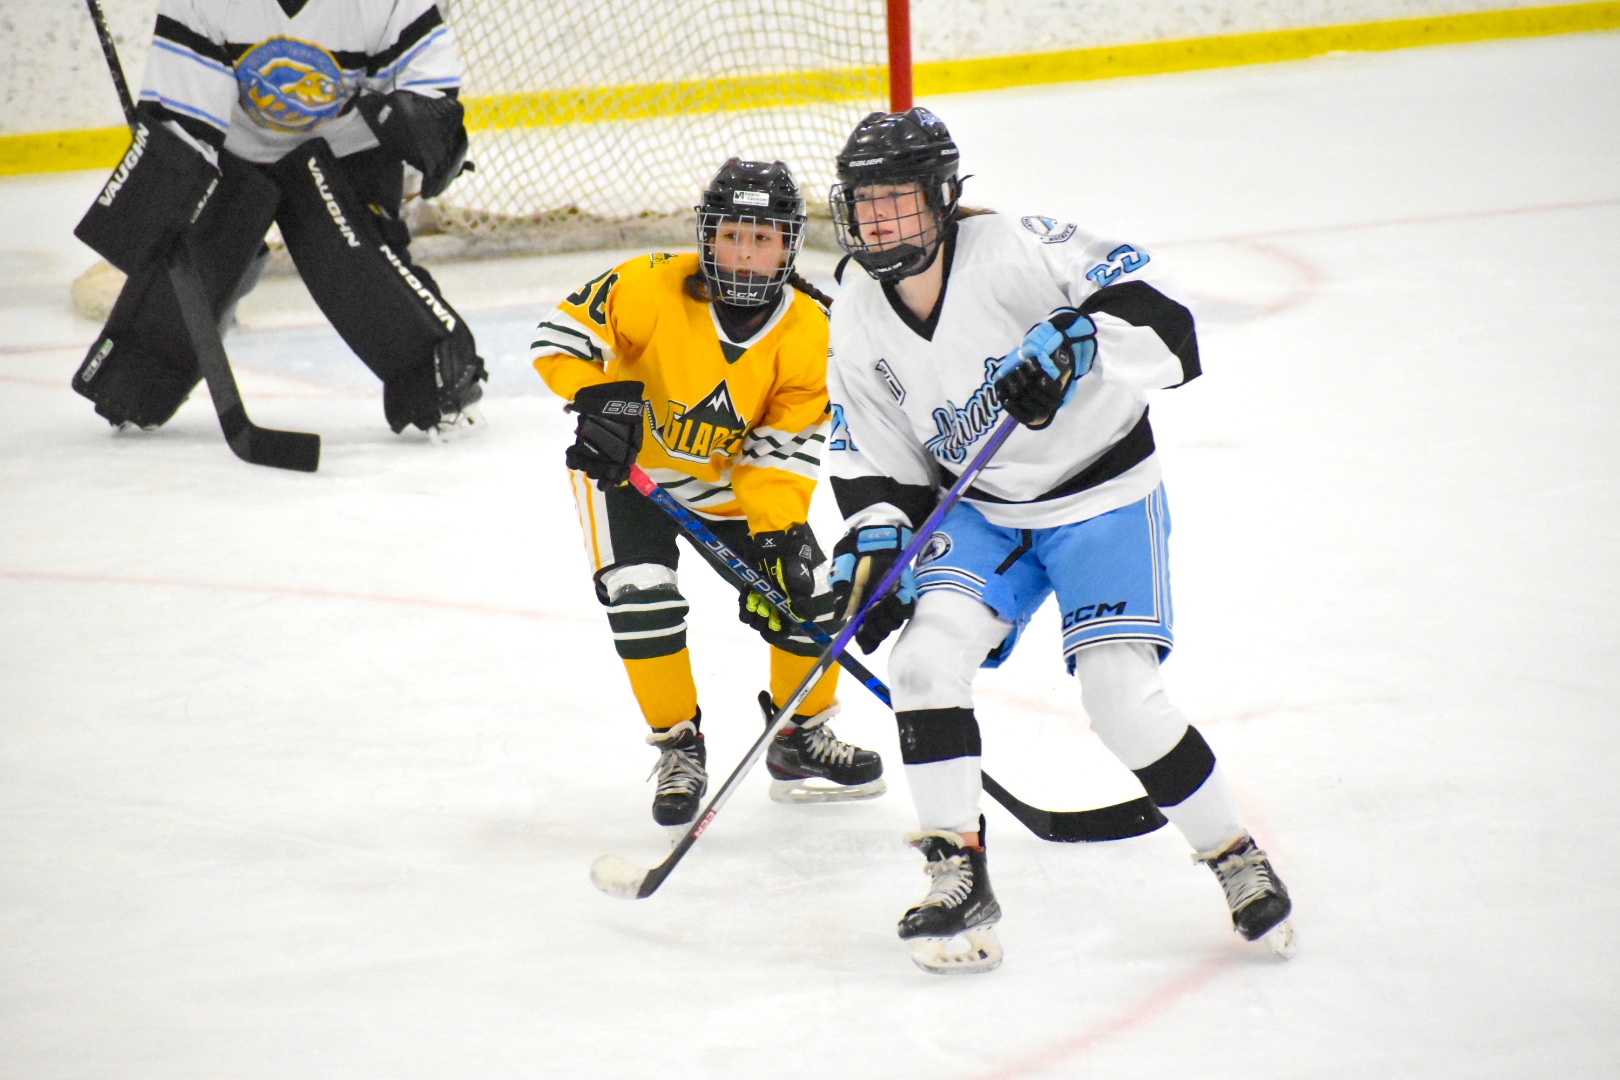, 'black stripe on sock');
1131,725,1216,808
896,707,982,765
